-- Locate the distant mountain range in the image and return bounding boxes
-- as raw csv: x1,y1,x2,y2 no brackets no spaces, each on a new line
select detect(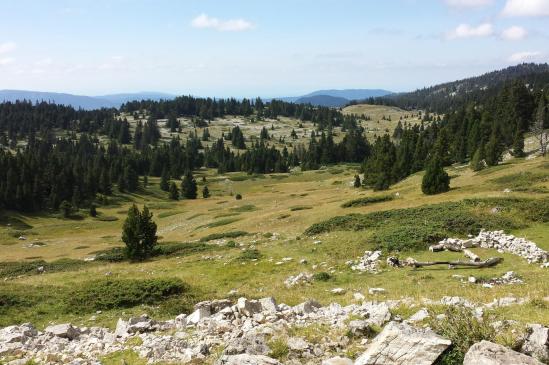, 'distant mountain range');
273,89,393,107
0,88,393,110
0,90,176,110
